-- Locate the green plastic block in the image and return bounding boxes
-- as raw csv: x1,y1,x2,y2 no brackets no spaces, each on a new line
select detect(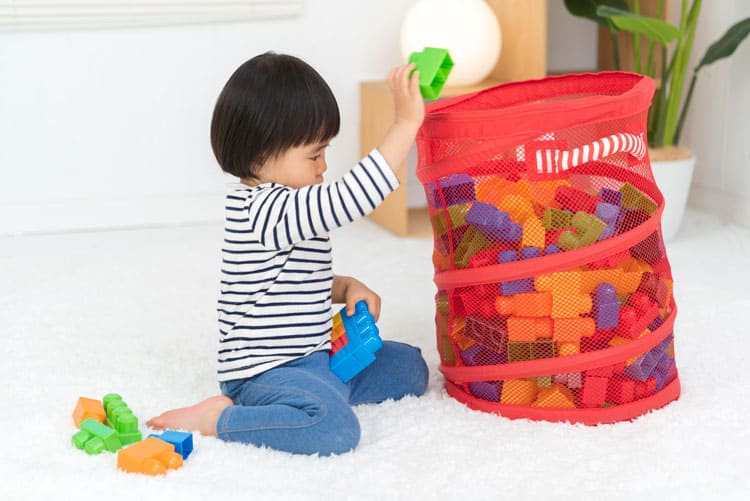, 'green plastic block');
408,47,454,100
543,208,573,230
558,212,607,250
103,393,143,445
72,418,122,454
620,182,657,214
